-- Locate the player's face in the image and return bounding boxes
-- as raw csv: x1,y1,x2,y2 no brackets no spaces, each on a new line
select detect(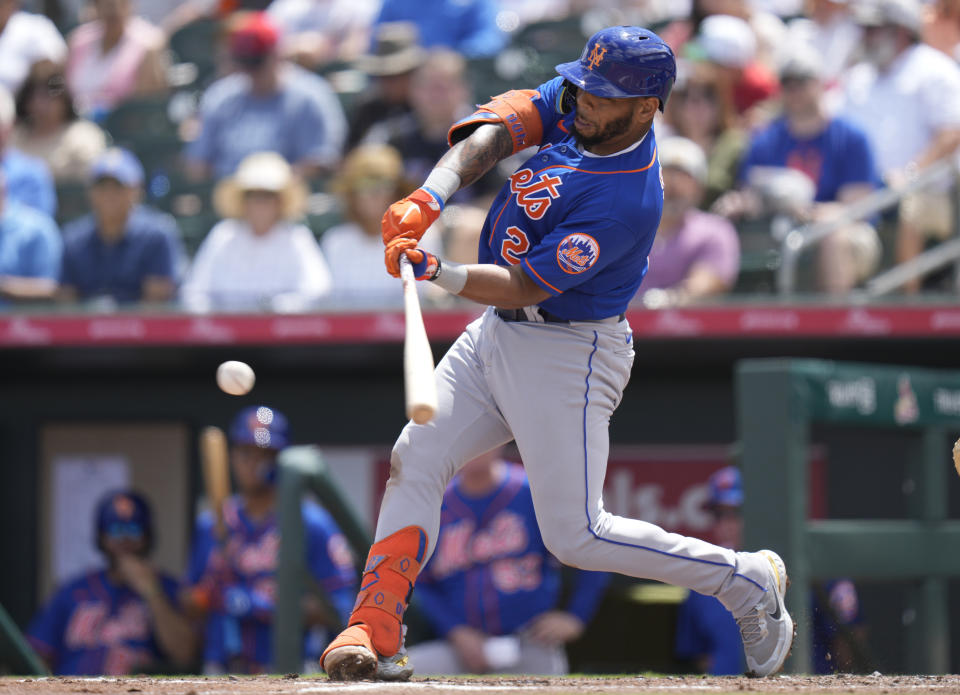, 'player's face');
101,527,148,559
231,444,277,493
712,506,743,550
572,91,658,154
